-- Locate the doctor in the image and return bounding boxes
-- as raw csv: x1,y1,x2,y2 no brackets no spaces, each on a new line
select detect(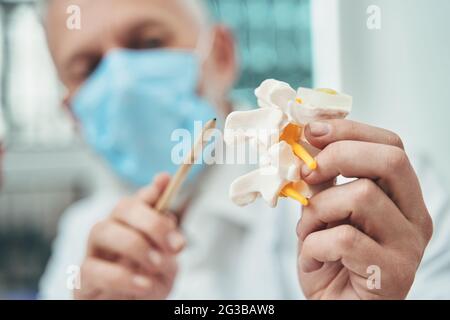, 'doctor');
39,0,450,299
